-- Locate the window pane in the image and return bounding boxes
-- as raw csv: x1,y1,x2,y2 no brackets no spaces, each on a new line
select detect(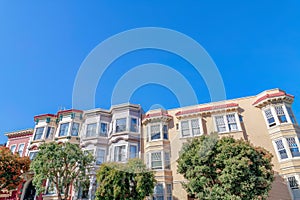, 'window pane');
287,106,296,124
165,152,170,169
34,127,45,140
18,144,25,156
29,152,38,160
153,184,164,200
10,145,16,153
215,116,226,132
130,145,137,159
275,140,288,159
286,137,300,157
288,176,299,189
151,152,162,169
71,123,80,136
191,119,201,136
116,118,126,132
181,121,190,137
46,127,55,139
226,114,238,131
114,145,126,162
163,125,168,139
130,118,138,132
96,149,105,165
151,125,161,140
100,123,108,136
86,123,97,137
264,109,276,127
275,106,288,123
59,123,70,137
